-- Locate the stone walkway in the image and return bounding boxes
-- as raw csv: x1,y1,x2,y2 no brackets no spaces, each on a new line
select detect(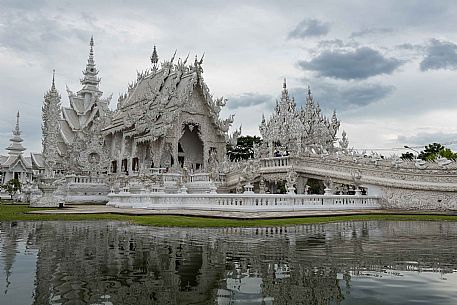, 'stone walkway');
27,205,457,219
